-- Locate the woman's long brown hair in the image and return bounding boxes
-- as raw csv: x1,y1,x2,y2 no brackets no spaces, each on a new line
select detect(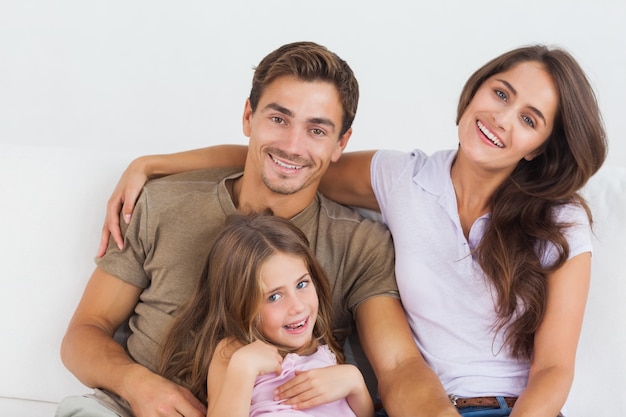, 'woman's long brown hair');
156,213,341,403
456,45,608,359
